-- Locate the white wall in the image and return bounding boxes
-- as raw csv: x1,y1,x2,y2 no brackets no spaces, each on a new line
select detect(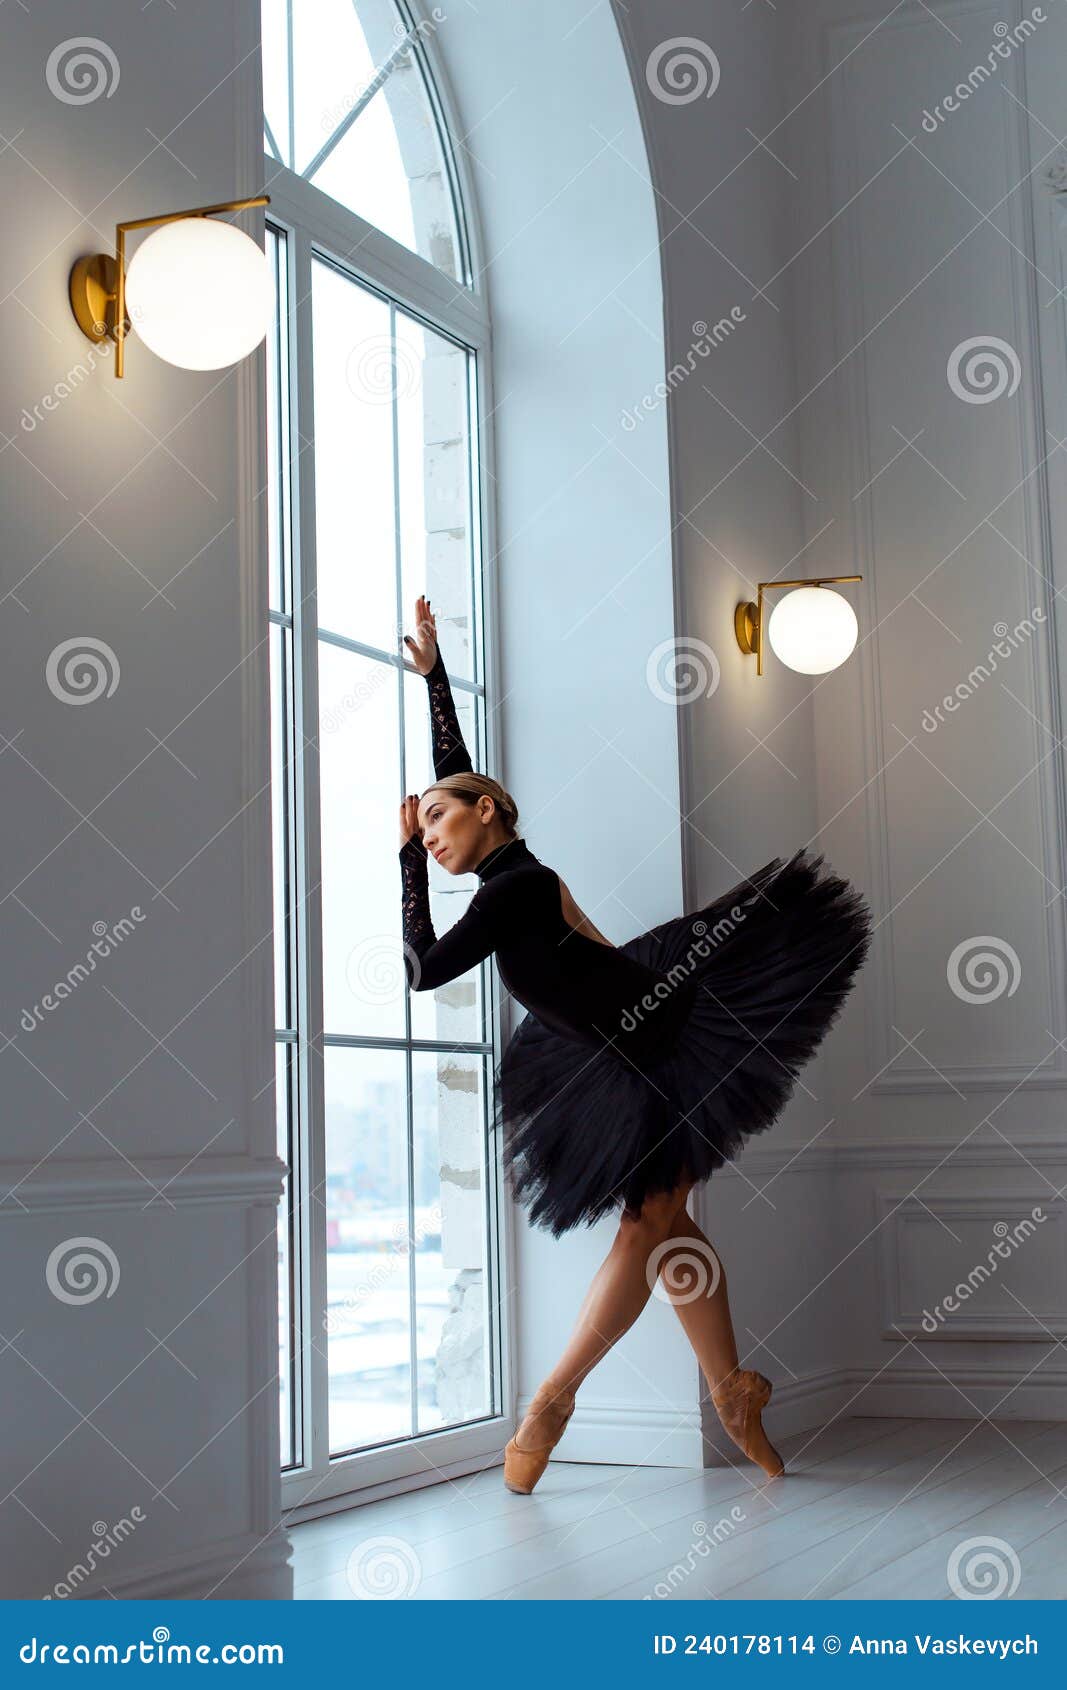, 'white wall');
780,0,1067,1421
781,0,1061,1426
0,1,285,1598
